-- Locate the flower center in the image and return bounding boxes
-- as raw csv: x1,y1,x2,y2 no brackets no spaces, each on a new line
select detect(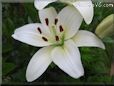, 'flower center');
50,24,64,46
37,18,65,46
